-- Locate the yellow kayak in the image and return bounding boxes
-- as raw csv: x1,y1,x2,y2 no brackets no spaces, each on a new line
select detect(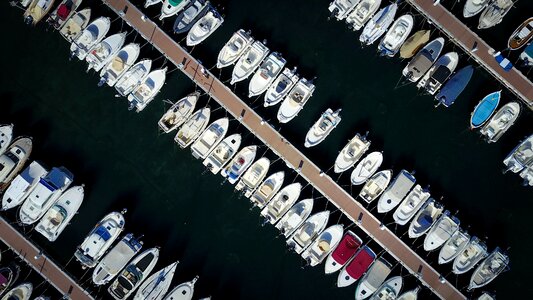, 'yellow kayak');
399,30,431,59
